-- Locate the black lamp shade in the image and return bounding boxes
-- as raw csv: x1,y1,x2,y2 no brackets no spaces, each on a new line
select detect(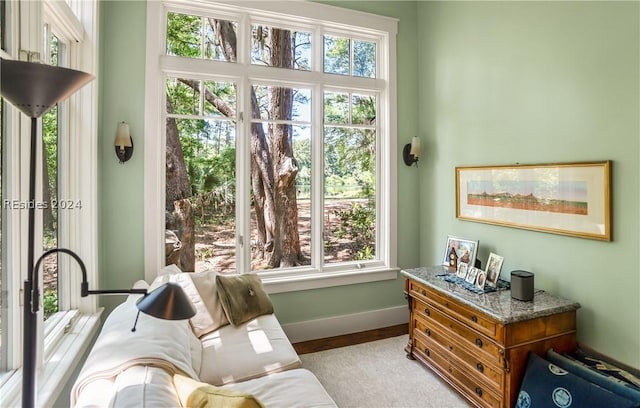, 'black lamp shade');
136,282,196,320
0,58,94,118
